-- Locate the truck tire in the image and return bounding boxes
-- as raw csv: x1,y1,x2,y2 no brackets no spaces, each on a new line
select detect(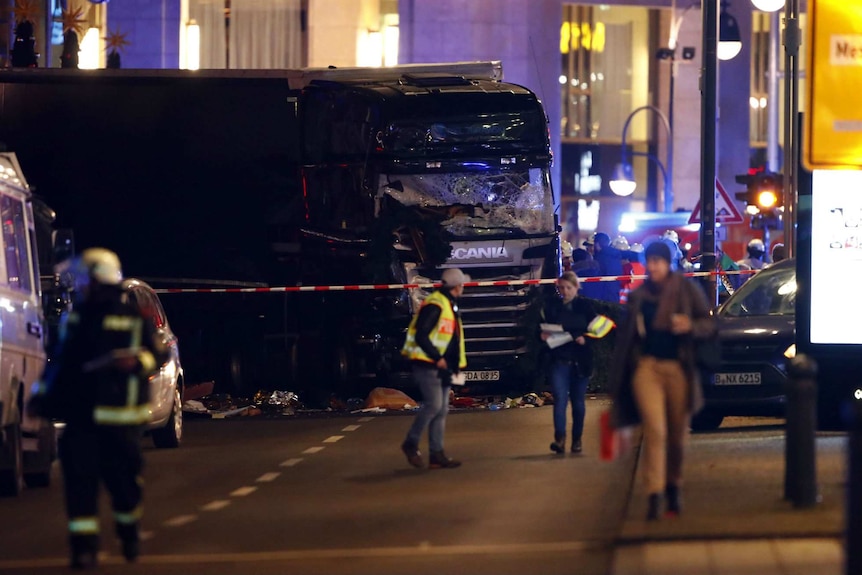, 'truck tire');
23,422,55,488
152,385,183,449
0,423,24,497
